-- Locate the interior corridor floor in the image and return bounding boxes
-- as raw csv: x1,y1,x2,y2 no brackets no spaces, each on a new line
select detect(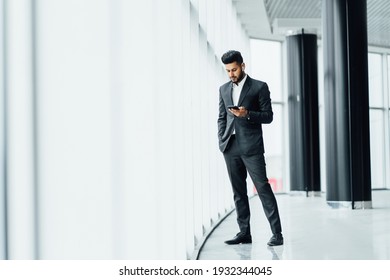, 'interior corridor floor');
197,190,390,260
